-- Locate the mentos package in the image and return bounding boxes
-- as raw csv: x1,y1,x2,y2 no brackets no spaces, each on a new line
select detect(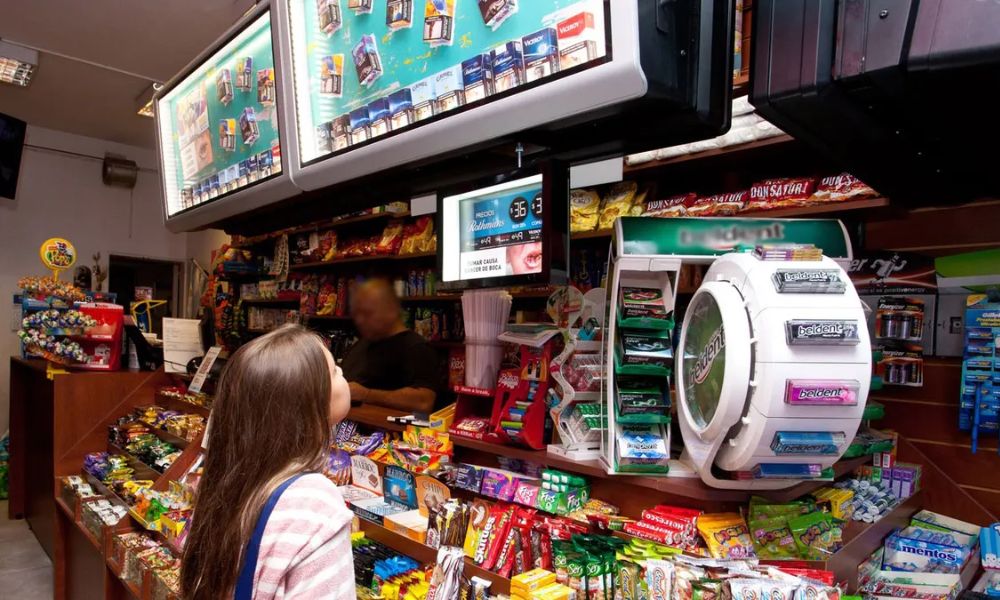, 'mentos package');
883,526,975,574
981,522,1000,570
